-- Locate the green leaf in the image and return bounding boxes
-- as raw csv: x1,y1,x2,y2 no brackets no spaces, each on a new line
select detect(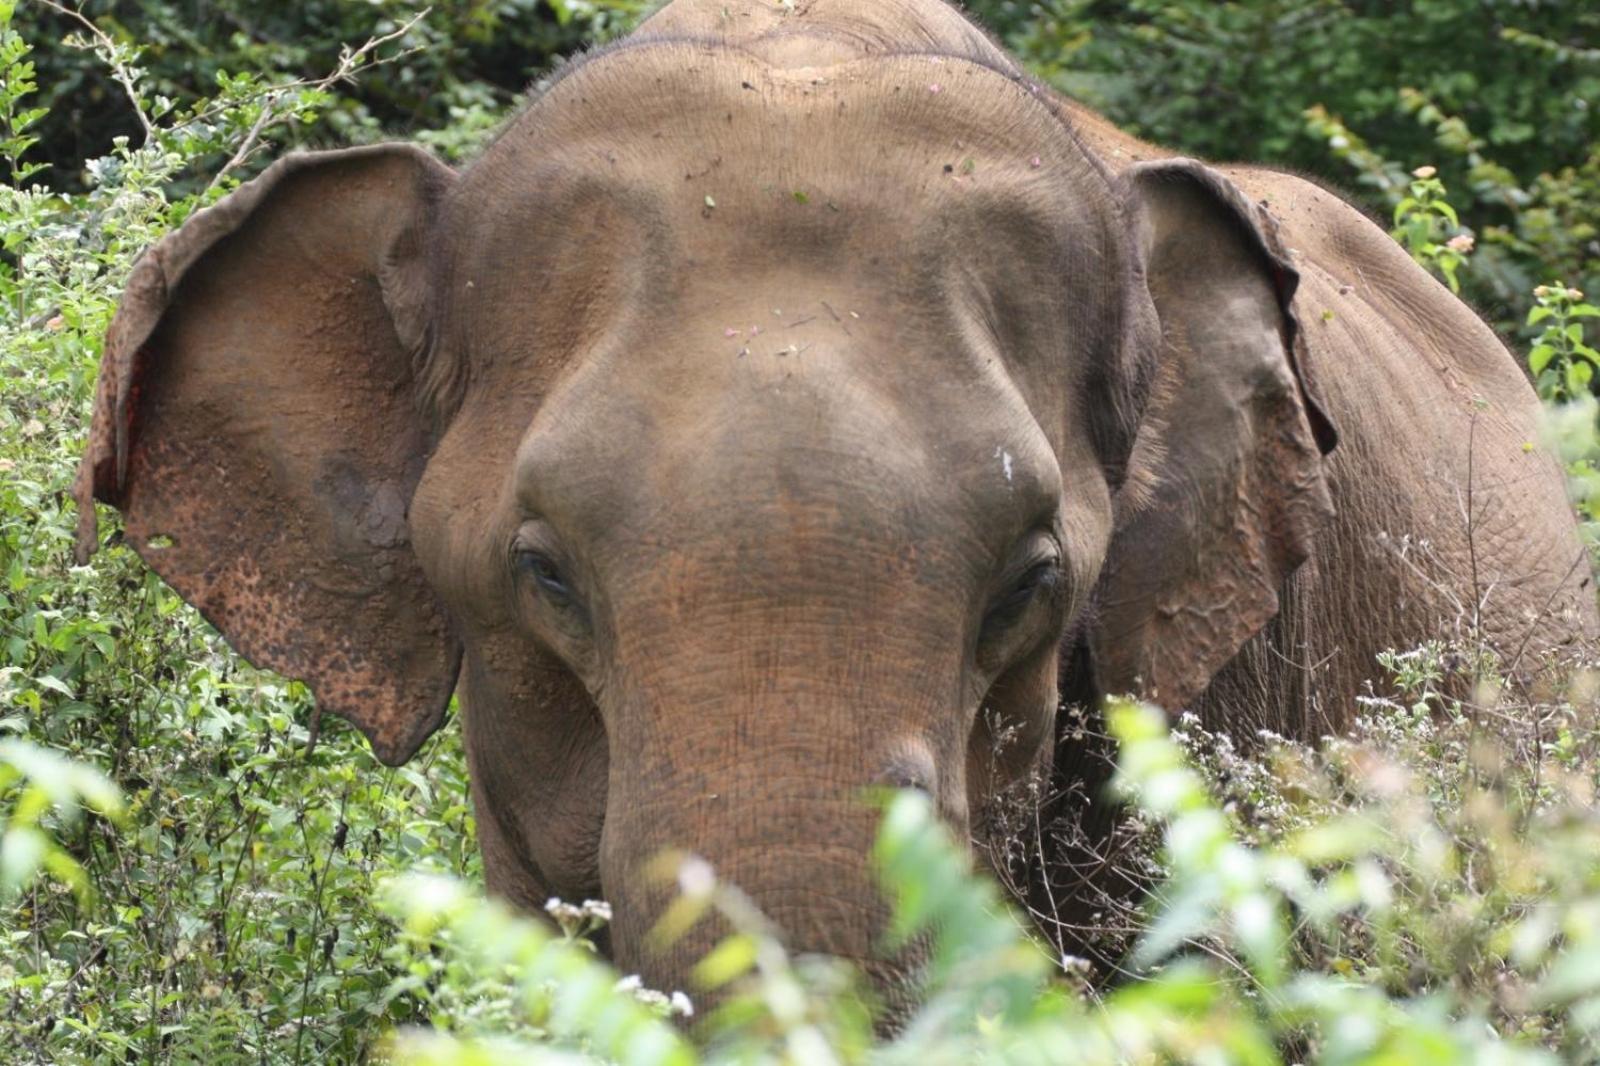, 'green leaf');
691,933,758,989
1231,892,1287,989
0,824,46,896
1286,813,1384,863
1566,359,1592,394
32,674,72,698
